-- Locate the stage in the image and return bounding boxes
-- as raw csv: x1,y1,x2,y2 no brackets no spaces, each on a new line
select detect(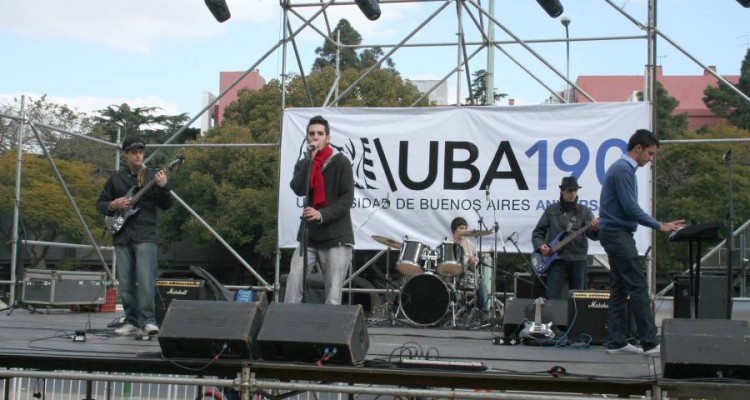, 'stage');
0,306,748,400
